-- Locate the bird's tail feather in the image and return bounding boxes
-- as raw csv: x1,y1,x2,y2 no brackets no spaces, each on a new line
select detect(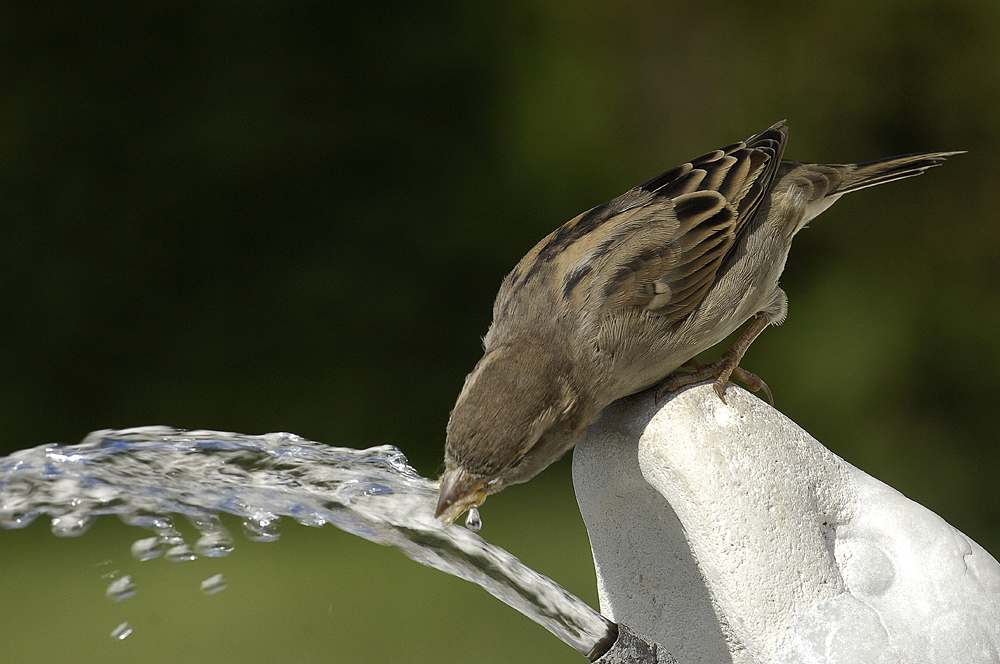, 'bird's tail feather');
834,151,964,196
